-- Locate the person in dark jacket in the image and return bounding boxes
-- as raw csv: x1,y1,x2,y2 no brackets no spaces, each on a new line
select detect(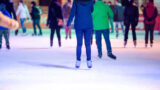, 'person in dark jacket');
114,0,125,38
0,3,11,49
143,0,158,48
124,0,139,47
30,1,42,36
66,0,93,68
47,0,63,47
